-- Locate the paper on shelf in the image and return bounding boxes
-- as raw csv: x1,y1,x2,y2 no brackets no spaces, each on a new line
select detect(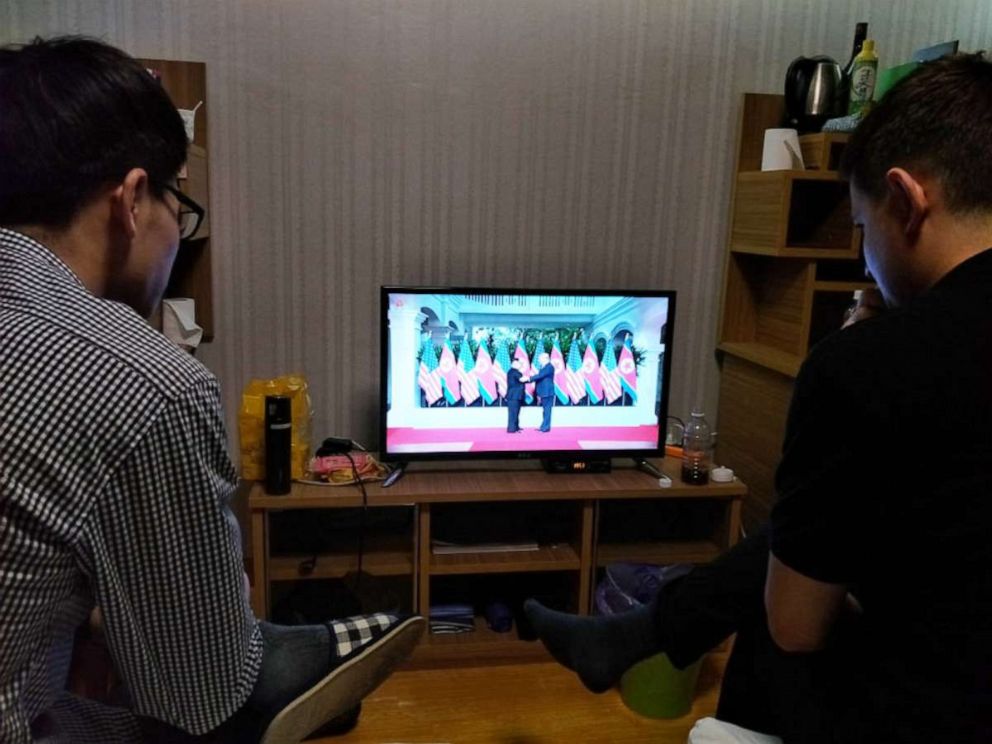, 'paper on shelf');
162,297,203,350
178,100,203,143
431,539,540,555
